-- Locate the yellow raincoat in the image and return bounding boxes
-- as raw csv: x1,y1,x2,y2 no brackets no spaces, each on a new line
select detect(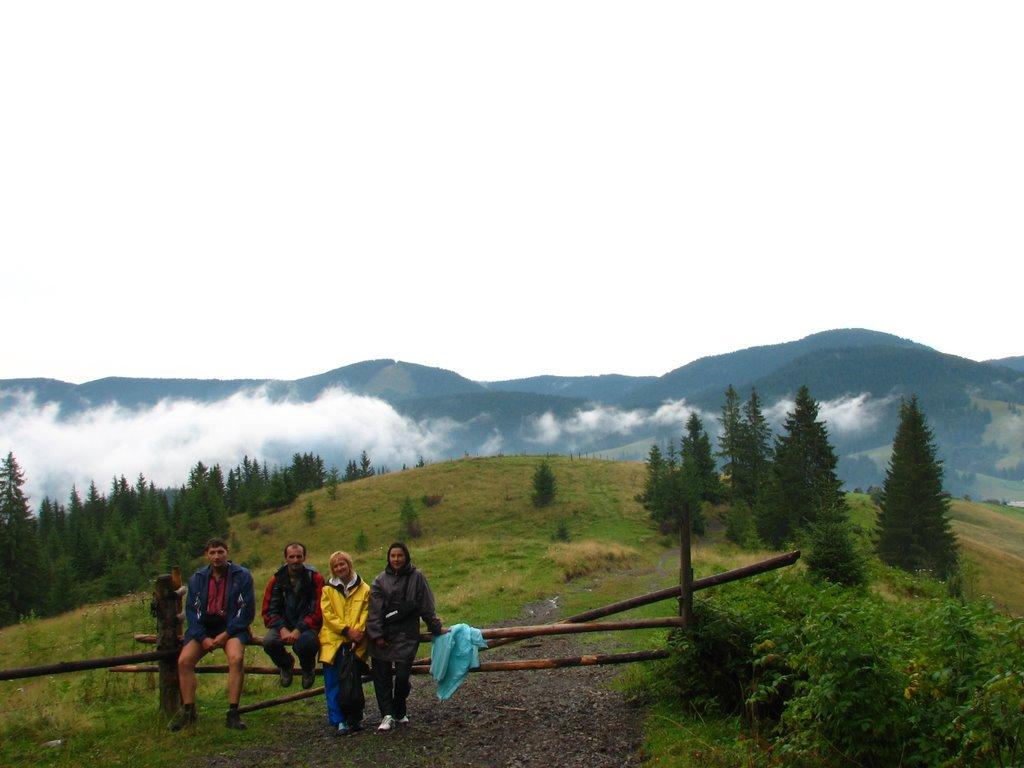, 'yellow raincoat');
319,577,371,664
